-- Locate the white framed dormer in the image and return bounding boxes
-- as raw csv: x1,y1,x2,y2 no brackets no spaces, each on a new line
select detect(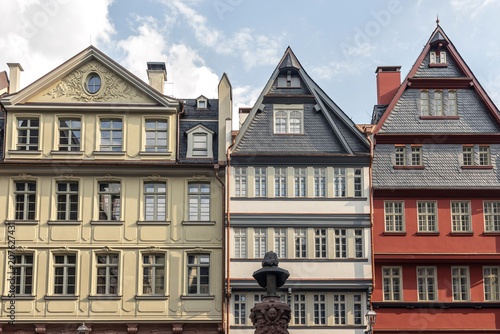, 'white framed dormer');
196,95,208,109
186,124,214,159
